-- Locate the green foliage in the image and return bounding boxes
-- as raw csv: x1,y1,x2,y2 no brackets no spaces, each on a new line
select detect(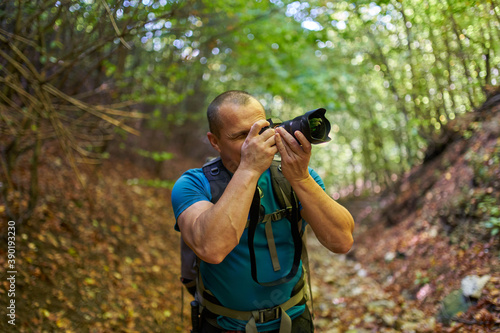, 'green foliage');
483,217,500,236
414,270,430,286
164,0,498,193
478,195,500,236
129,149,175,189
2,0,500,198
126,178,175,189
135,149,175,162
